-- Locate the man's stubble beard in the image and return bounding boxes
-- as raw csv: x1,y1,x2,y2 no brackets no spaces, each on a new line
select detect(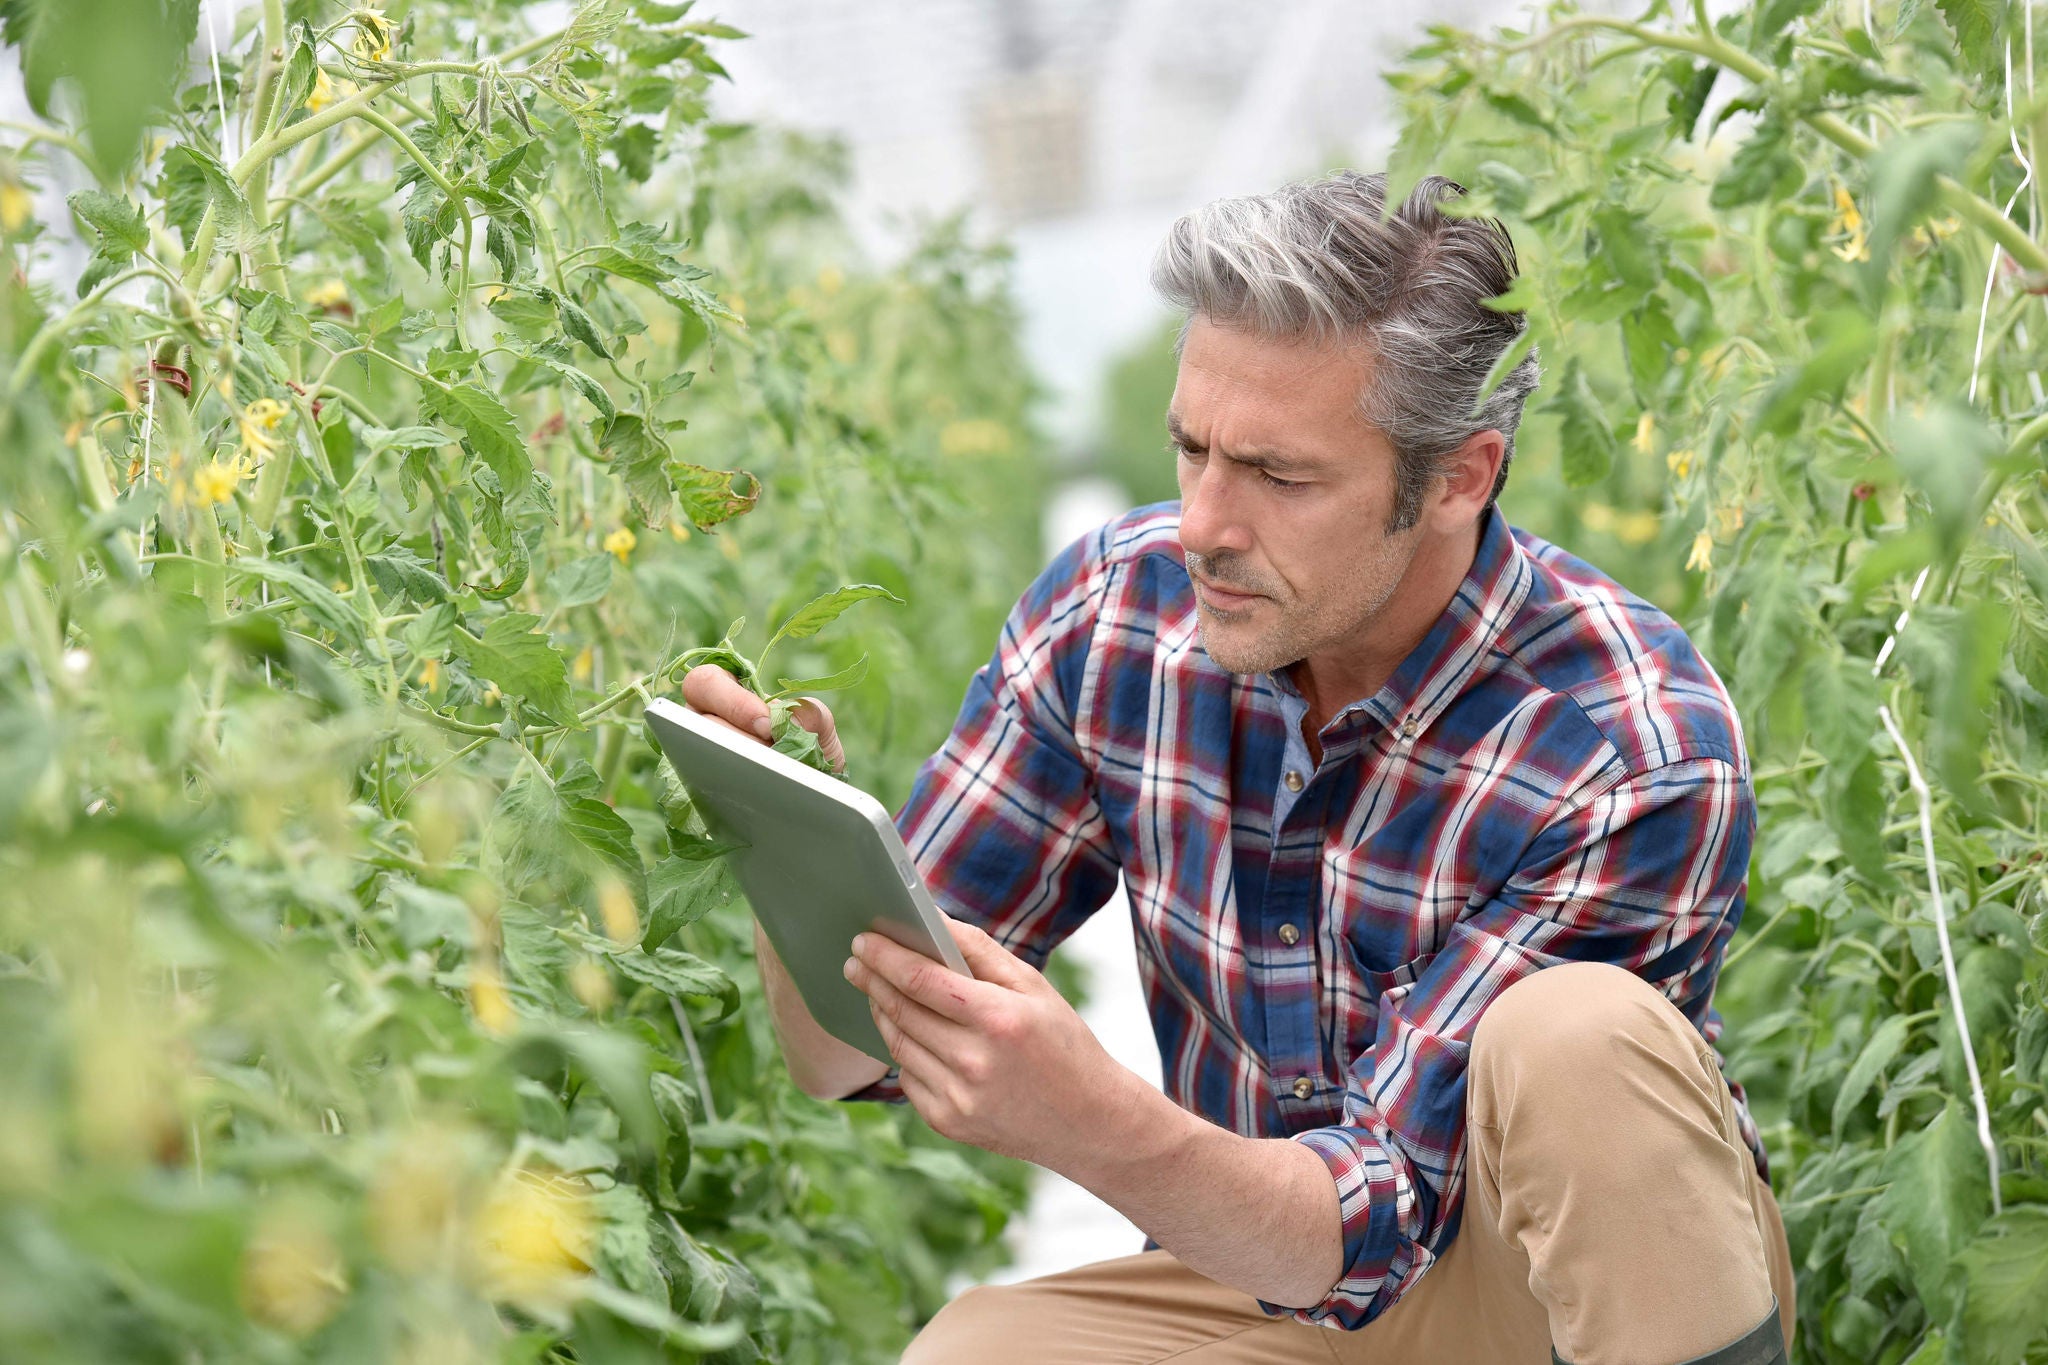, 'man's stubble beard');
1188,531,1419,678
